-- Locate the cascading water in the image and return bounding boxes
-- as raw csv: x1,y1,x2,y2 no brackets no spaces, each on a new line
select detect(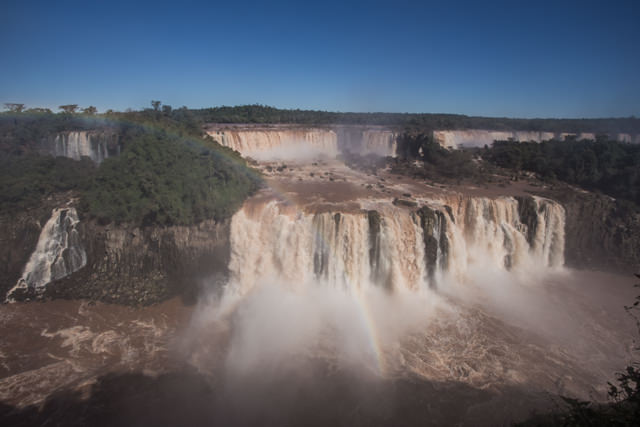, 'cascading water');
361,130,397,157
7,208,86,300
433,129,640,148
206,127,398,160
42,131,119,163
224,195,565,296
207,129,339,161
